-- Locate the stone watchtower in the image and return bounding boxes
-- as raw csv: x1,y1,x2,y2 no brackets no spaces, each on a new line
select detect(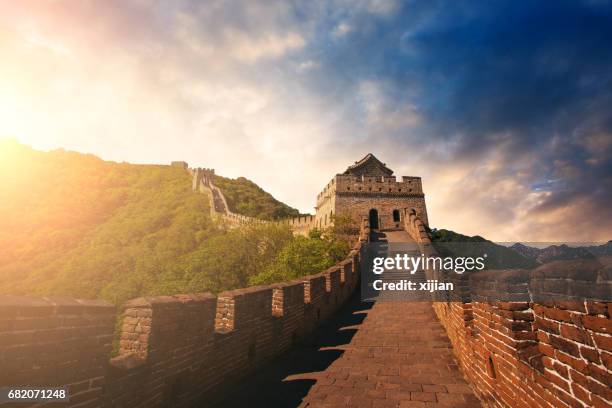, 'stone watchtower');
315,154,429,230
